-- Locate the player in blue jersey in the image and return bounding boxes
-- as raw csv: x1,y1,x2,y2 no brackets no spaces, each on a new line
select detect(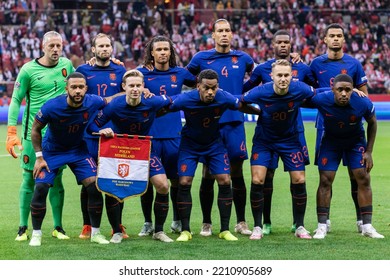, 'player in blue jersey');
241,59,315,240
136,36,196,237
186,19,254,237
89,69,175,243
166,69,260,242
243,30,317,235
306,74,383,239
310,23,369,233
76,33,128,242
29,72,110,246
